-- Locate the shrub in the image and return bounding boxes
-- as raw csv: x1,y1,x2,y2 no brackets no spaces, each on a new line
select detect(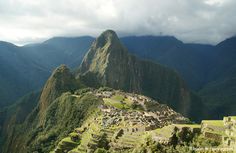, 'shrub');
69,132,80,142
94,148,107,153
